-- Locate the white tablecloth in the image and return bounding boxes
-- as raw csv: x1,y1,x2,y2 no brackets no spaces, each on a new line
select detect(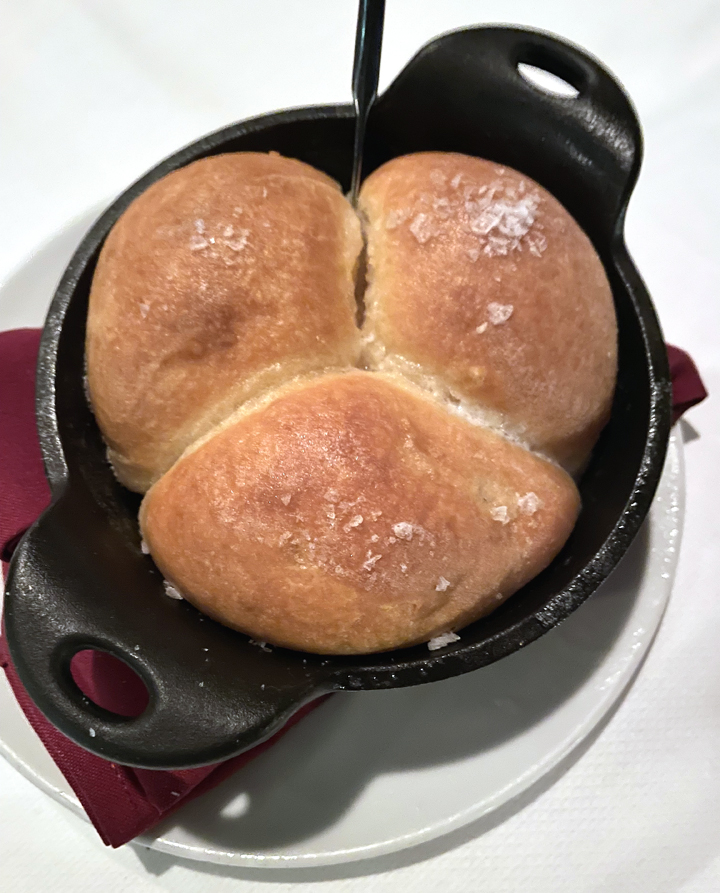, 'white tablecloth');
1,2,719,890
